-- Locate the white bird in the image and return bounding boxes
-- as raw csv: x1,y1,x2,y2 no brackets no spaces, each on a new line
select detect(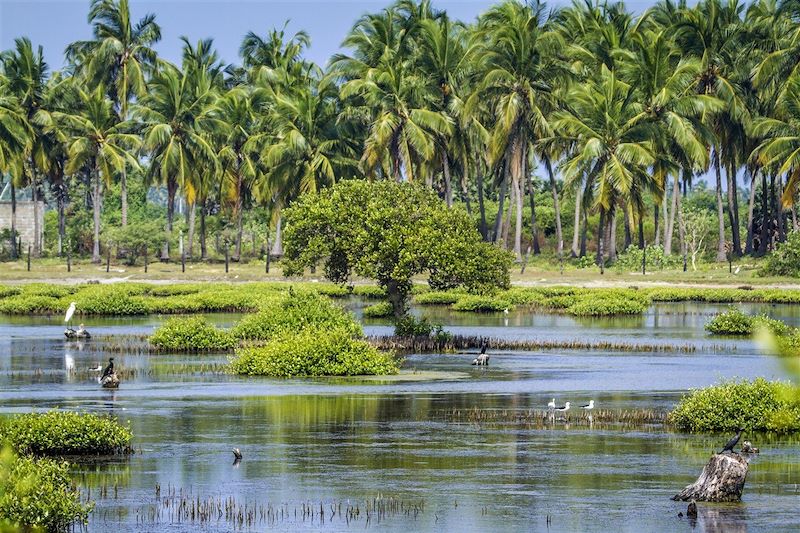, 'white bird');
547,398,556,410
503,308,509,315
64,302,77,325
89,364,102,372
580,400,595,410
734,266,741,275
554,402,570,413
